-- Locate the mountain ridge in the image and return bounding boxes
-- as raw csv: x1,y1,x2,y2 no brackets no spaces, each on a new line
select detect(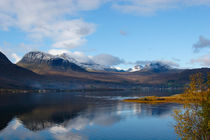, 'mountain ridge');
17,51,86,74
0,51,42,89
0,51,209,90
